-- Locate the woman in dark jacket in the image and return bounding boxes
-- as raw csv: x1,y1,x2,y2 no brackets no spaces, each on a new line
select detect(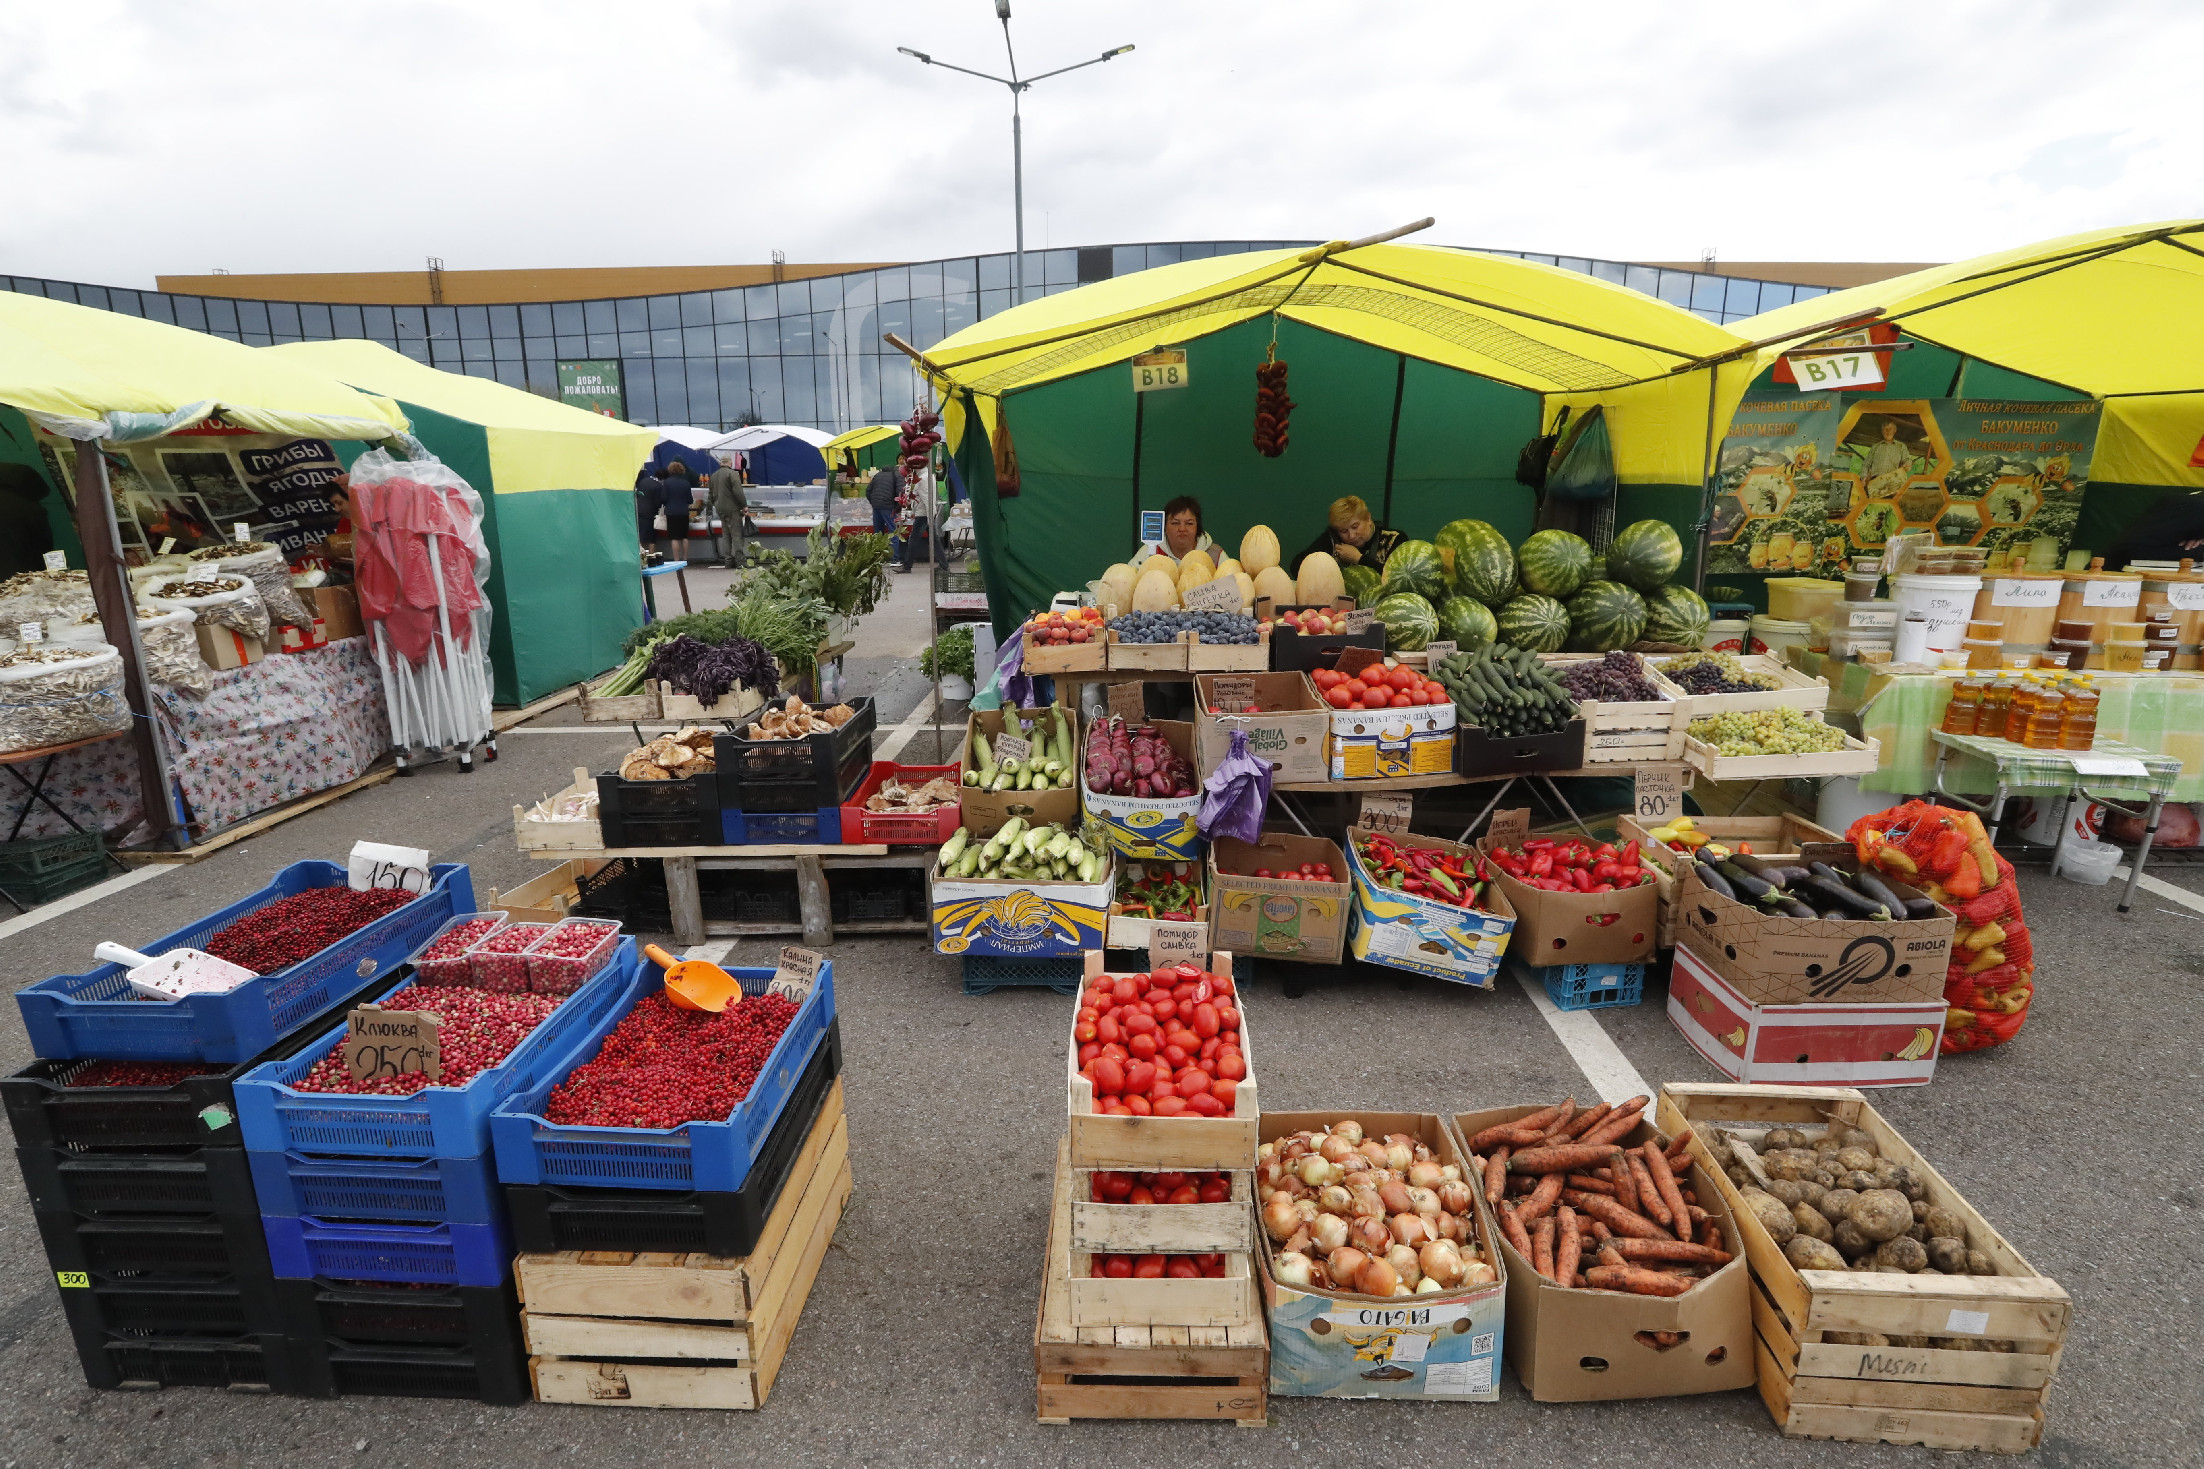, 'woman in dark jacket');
659,461,697,563
636,465,666,554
